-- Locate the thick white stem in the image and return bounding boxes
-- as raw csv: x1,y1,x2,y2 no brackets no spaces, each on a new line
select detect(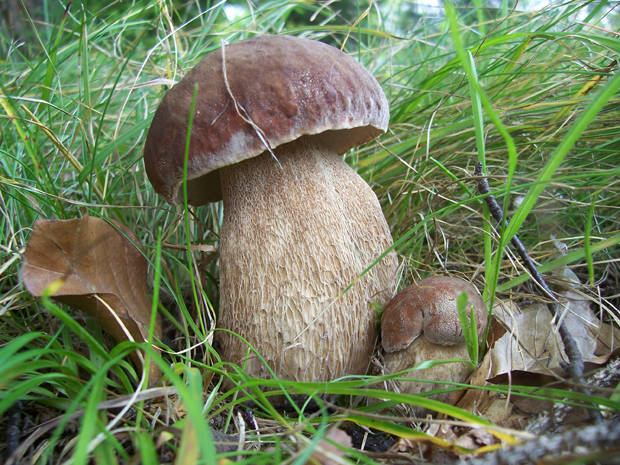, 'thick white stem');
218,137,397,381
